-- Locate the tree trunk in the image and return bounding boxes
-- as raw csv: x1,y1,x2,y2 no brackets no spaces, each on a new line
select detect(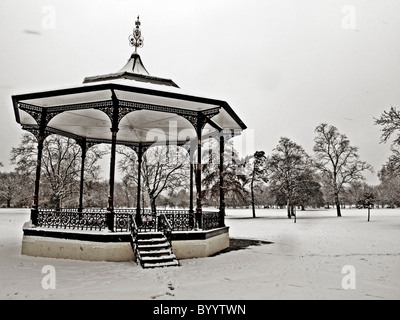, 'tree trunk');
335,193,342,217
367,207,370,222
287,198,291,218
333,178,342,217
150,197,157,214
51,196,61,211
251,179,256,218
